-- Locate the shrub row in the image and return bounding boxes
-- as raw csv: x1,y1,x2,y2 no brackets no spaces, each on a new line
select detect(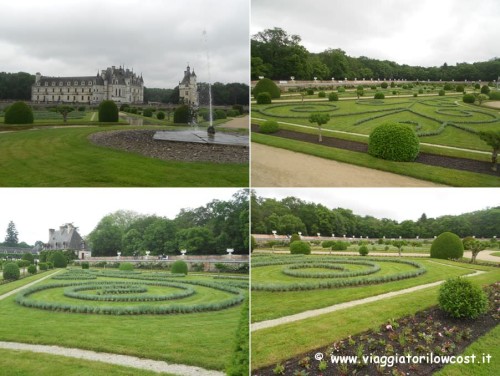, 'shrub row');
281,260,381,279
